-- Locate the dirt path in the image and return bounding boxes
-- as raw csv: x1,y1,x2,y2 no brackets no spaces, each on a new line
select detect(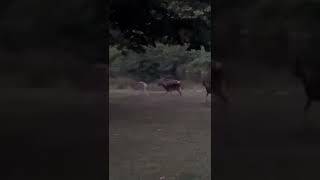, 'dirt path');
109,89,211,180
